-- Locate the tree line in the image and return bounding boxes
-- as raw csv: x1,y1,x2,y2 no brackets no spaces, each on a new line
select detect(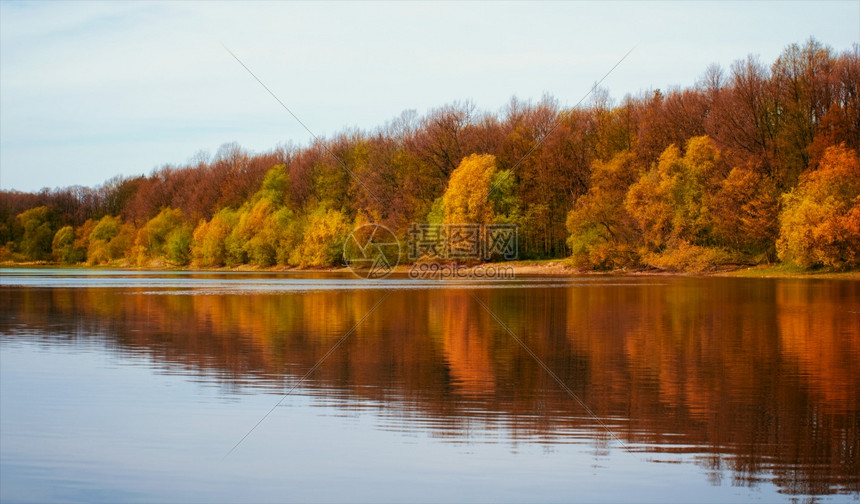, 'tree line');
2,38,858,271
